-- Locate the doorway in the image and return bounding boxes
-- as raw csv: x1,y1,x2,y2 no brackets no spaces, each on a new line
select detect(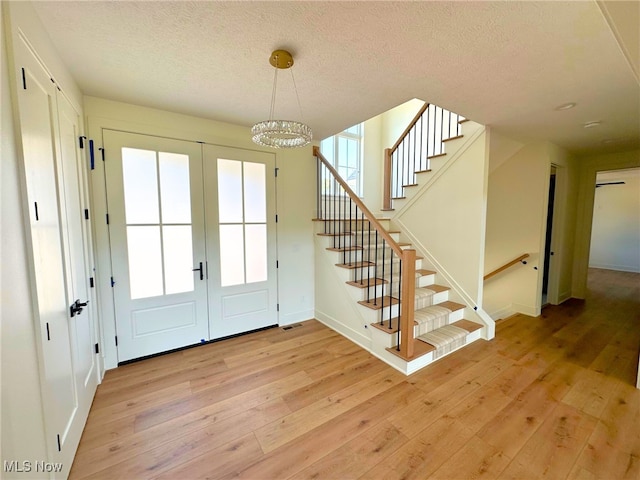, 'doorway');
104,130,278,362
542,166,556,305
